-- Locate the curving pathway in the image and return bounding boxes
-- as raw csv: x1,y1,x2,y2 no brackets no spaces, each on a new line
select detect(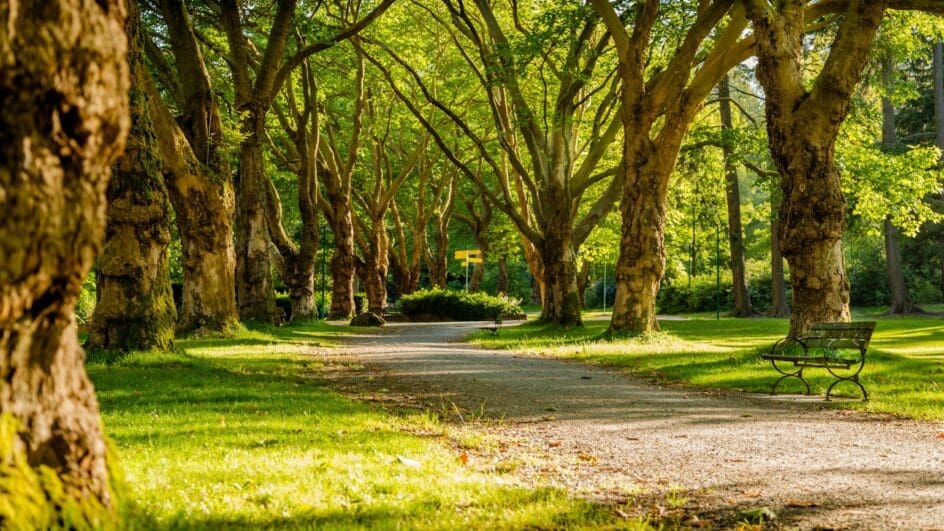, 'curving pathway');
329,321,944,529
